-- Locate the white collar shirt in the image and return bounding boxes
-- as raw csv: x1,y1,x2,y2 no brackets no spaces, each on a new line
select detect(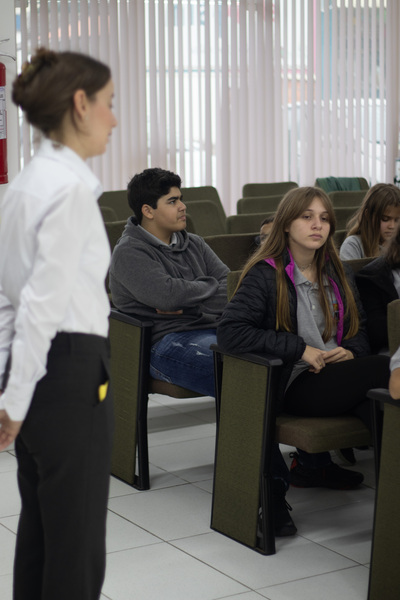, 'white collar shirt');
0,138,111,420
138,225,178,246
